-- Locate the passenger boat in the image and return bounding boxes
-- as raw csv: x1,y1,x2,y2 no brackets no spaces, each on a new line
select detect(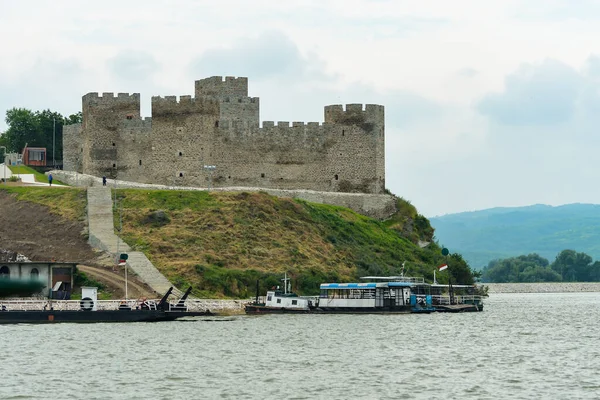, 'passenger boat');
245,273,317,314
316,276,433,313
0,284,212,324
316,276,484,313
